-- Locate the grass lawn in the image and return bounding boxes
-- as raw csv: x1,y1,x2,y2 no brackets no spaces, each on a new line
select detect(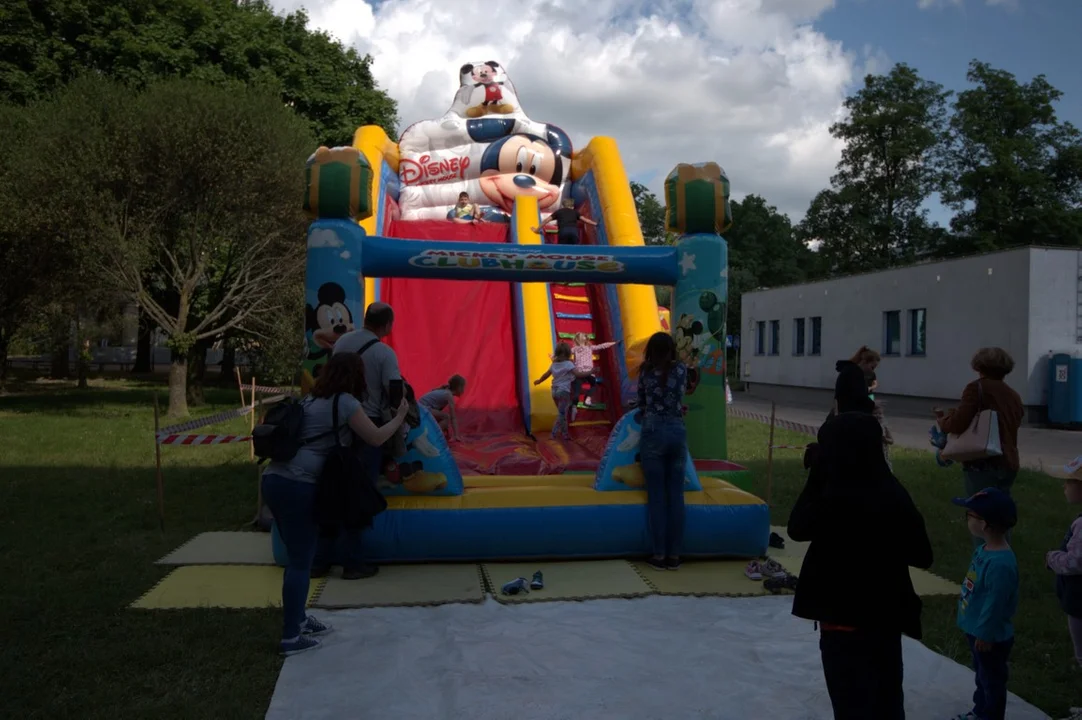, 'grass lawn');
0,378,1077,718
